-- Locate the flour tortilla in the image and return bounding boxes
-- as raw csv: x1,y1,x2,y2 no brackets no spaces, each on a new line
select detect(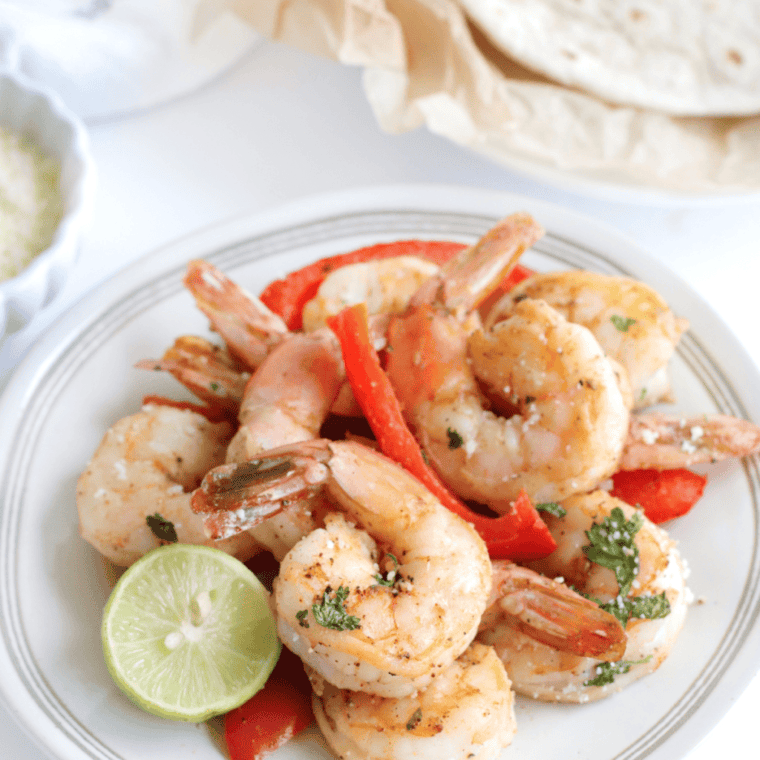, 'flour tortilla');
457,0,760,116
223,0,760,194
